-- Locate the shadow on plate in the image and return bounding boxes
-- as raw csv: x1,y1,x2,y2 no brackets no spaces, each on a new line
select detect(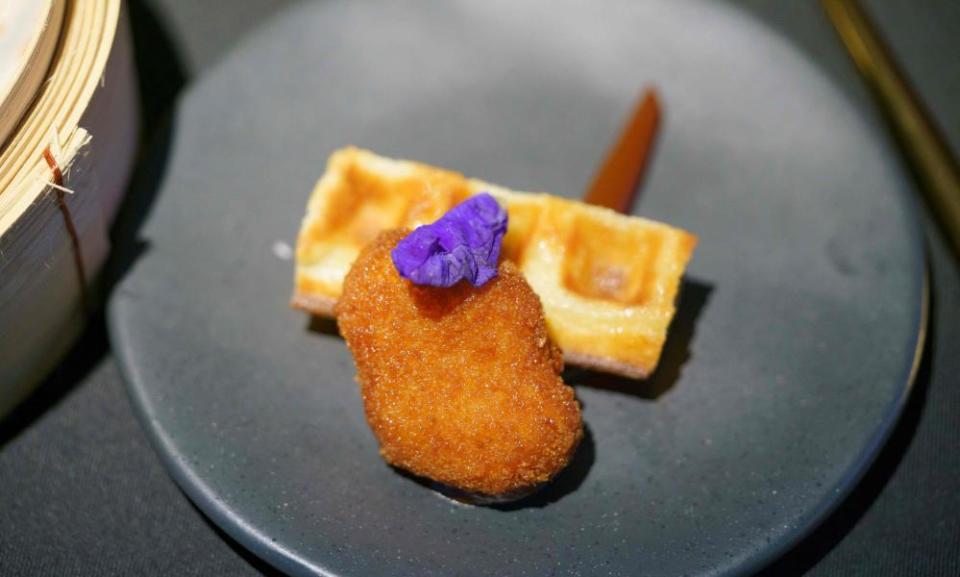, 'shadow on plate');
307,315,341,338
568,277,713,401
107,0,189,290
390,424,596,511
490,424,596,511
